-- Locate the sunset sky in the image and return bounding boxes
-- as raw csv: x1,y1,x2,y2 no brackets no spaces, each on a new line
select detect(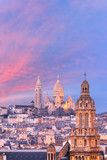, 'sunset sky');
0,0,107,113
